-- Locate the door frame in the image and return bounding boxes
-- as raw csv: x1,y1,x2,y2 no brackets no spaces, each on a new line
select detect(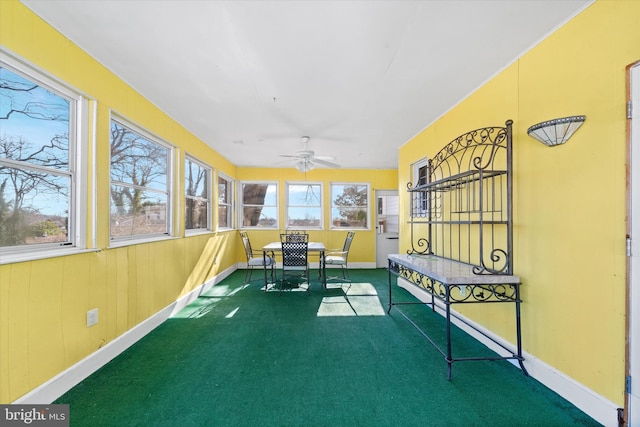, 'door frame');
375,189,399,268
625,59,640,427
